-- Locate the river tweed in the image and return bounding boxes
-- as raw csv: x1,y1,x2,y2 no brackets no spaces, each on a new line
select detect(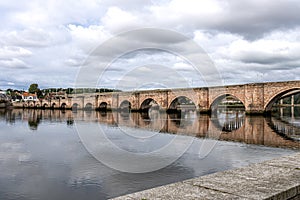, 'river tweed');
0,108,299,199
